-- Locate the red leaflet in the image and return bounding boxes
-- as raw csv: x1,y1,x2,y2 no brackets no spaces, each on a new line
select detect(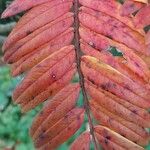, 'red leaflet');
13,46,75,102
34,108,84,149
1,0,72,18
79,8,146,55
9,0,73,35
80,40,150,87
3,2,73,51
82,56,150,101
79,0,144,35
95,126,145,150
21,66,76,112
120,0,144,16
82,62,150,109
4,14,74,63
31,83,80,140
134,5,150,28
91,100,149,142
80,27,150,81
70,132,91,150
87,83,150,128
11,28,74,76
